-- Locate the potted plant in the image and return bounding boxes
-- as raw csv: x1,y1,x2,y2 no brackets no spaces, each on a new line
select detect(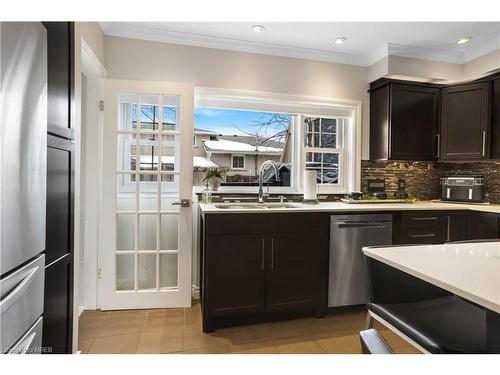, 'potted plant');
202,167,226,191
